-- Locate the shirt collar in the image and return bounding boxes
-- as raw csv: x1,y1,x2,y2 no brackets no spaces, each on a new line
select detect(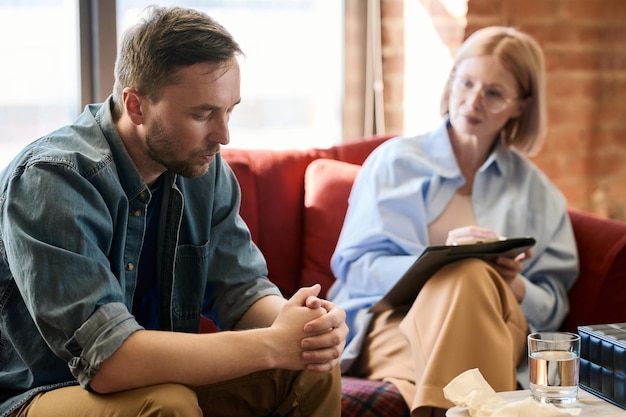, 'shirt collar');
90,96,149,200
